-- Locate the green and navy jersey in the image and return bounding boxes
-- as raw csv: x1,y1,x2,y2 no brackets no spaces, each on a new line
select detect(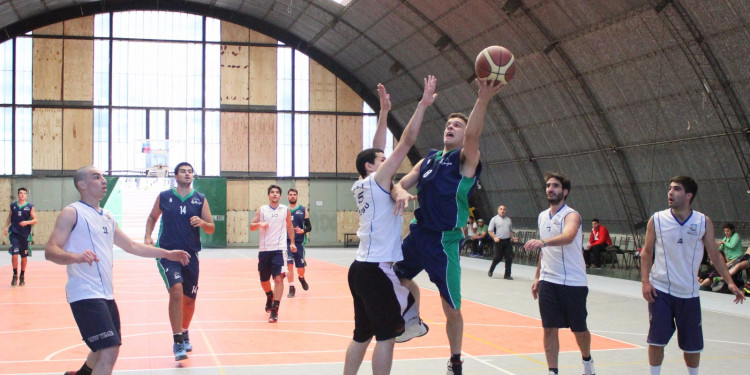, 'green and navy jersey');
157,188,205,253
287,205,307,247
414,148,482,232
9,202,33,237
